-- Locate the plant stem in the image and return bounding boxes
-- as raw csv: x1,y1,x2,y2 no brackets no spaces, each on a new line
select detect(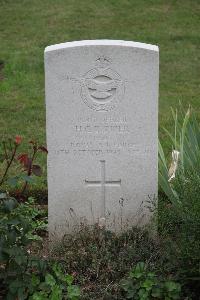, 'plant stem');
0,144,18,186
2,141,9,162
20,148,37,195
